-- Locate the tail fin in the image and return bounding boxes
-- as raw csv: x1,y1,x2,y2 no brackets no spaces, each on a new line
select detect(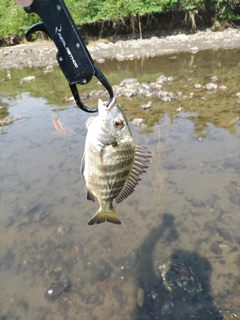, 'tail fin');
88,208,122,225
